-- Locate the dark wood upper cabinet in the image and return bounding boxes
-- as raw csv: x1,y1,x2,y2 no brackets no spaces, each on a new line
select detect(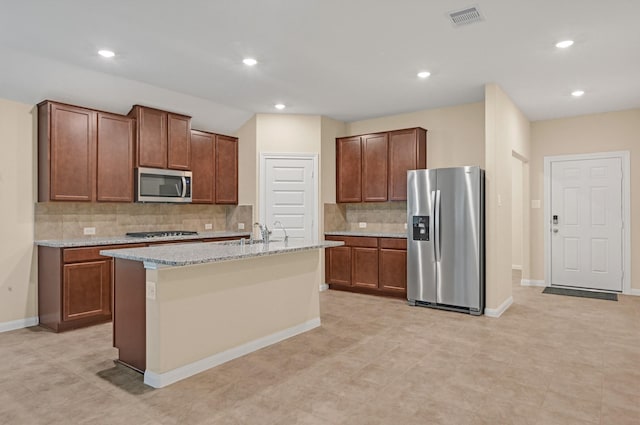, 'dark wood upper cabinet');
215,135,238,204
190,130,215,204
129,105,191,170
38,101,97,202
167,113,191,170
96,112,135,202
336,136,363,203
388,128,427,201
362,133,388,202
336,127,426,203
130,105,167,169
